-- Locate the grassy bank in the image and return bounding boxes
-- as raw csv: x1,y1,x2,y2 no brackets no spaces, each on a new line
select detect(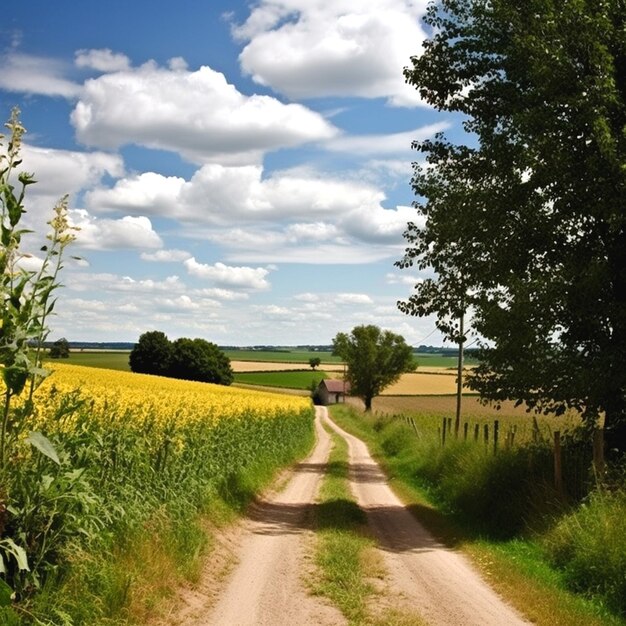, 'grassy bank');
329,405,625,626
311,426,375,623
